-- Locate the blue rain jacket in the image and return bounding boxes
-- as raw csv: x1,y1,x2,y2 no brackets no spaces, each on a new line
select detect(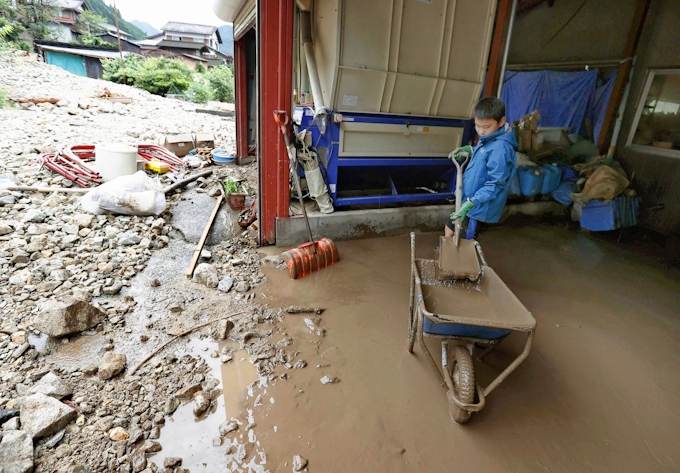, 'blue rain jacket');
463,123,518,223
